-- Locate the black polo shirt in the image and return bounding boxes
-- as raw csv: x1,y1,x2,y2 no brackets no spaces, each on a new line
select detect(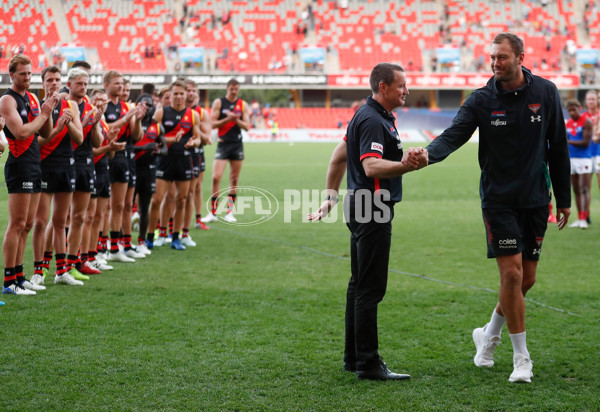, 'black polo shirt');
346,96,404,202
